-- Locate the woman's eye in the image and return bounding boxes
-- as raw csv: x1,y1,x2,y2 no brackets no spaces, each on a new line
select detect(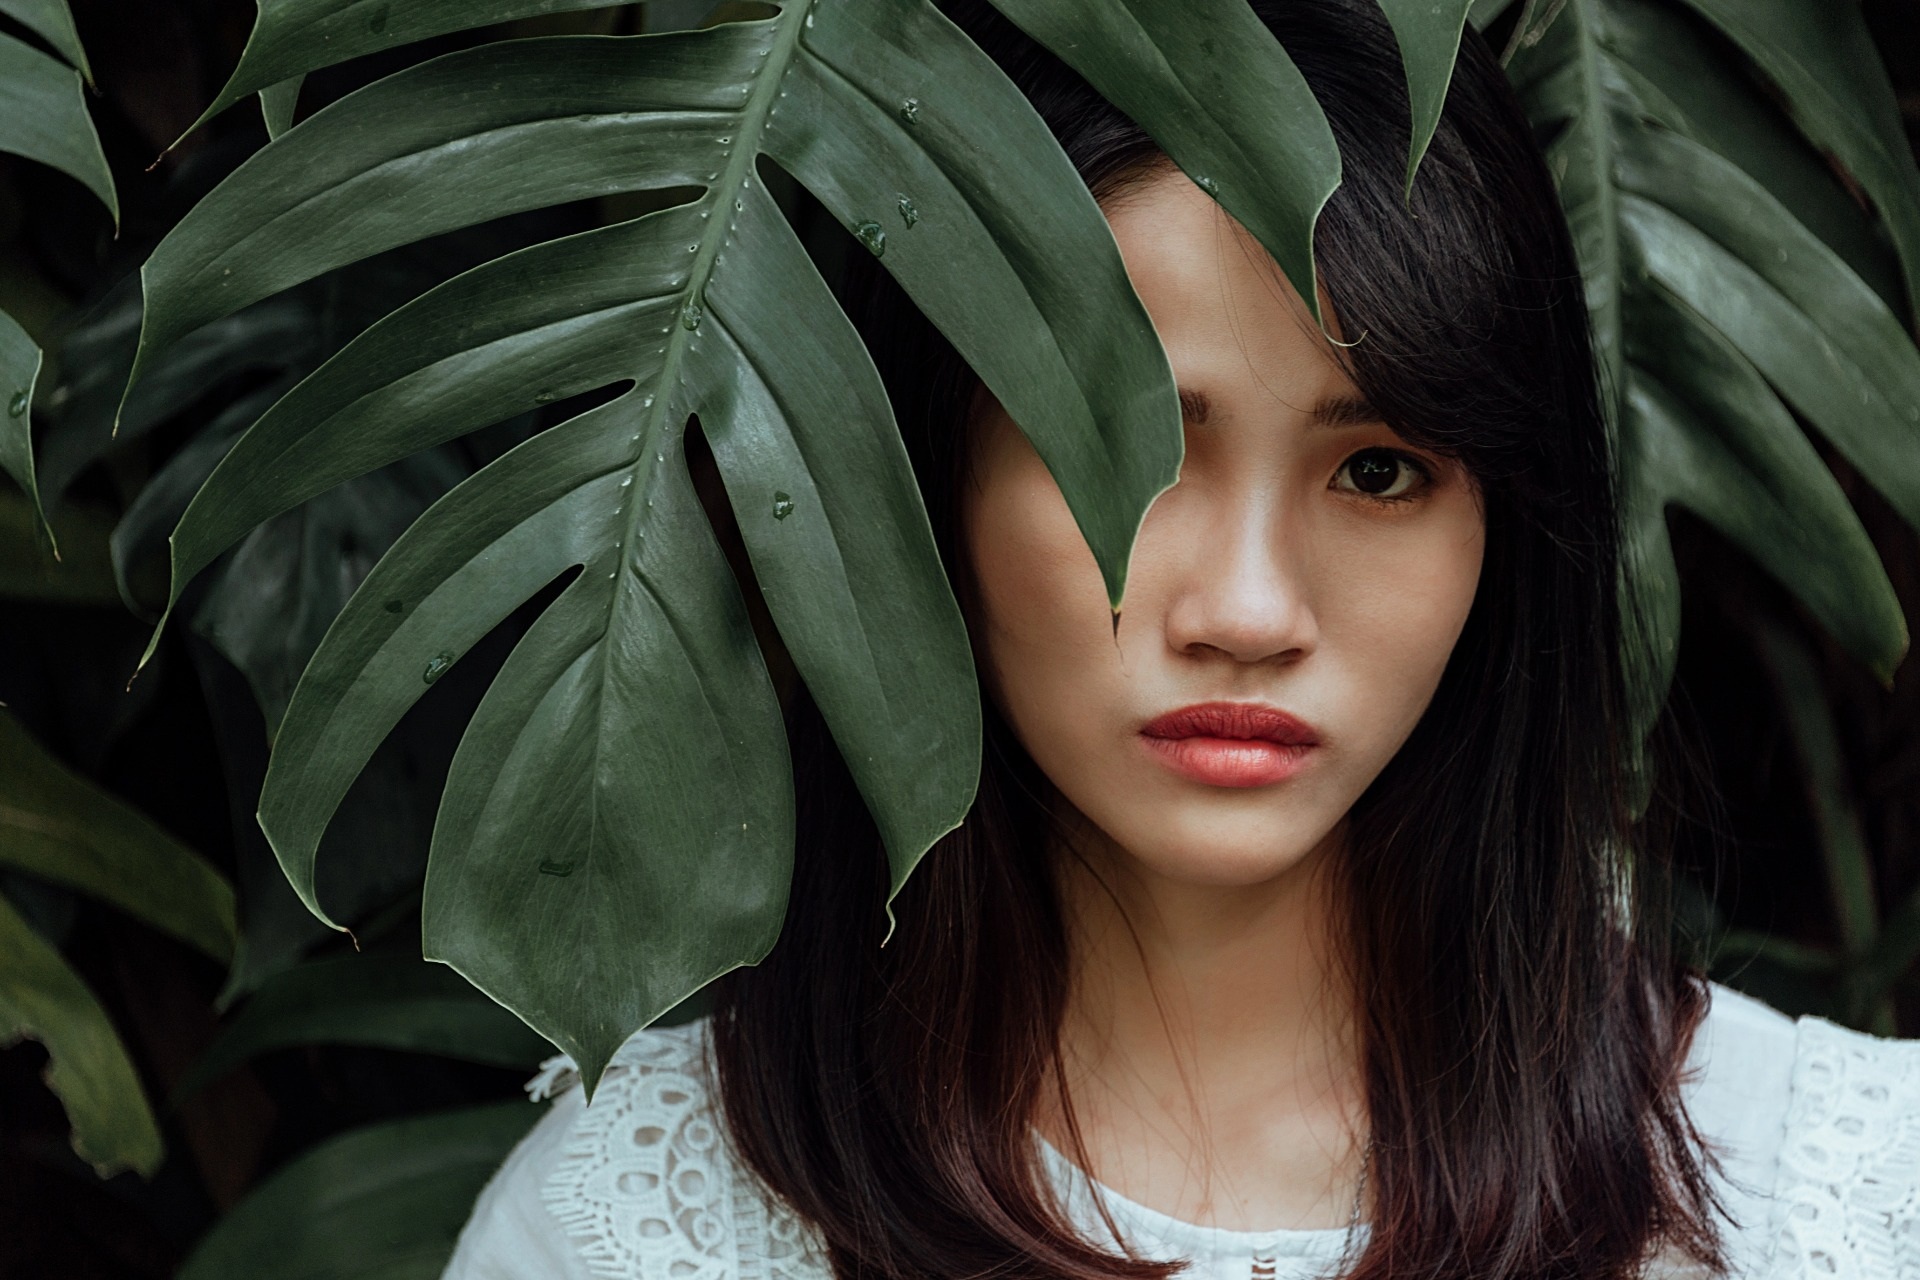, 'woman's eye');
1333,448,1427,501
